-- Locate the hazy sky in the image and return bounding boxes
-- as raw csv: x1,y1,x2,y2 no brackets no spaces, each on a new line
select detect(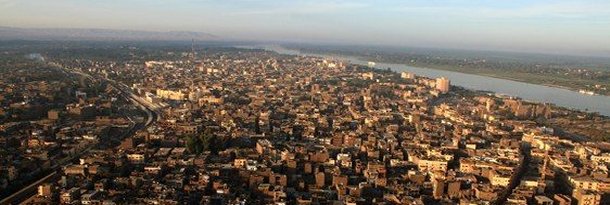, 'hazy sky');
1,0,610,56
